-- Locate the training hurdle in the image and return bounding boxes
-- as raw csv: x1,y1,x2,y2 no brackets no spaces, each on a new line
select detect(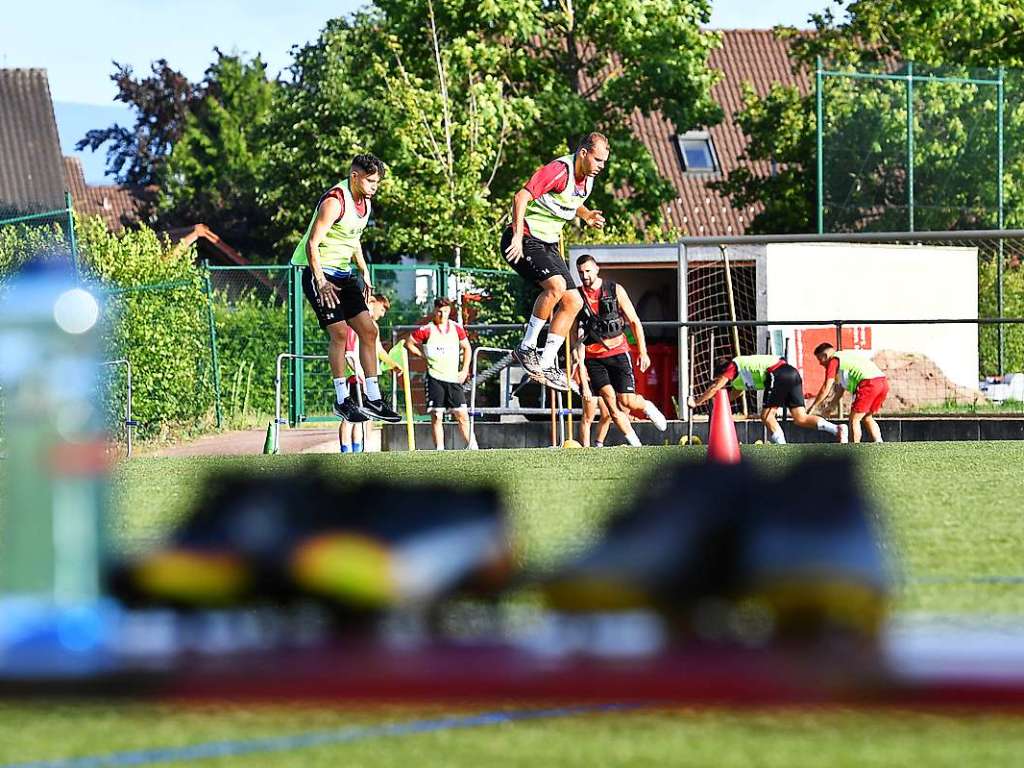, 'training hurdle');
101,358,137,457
